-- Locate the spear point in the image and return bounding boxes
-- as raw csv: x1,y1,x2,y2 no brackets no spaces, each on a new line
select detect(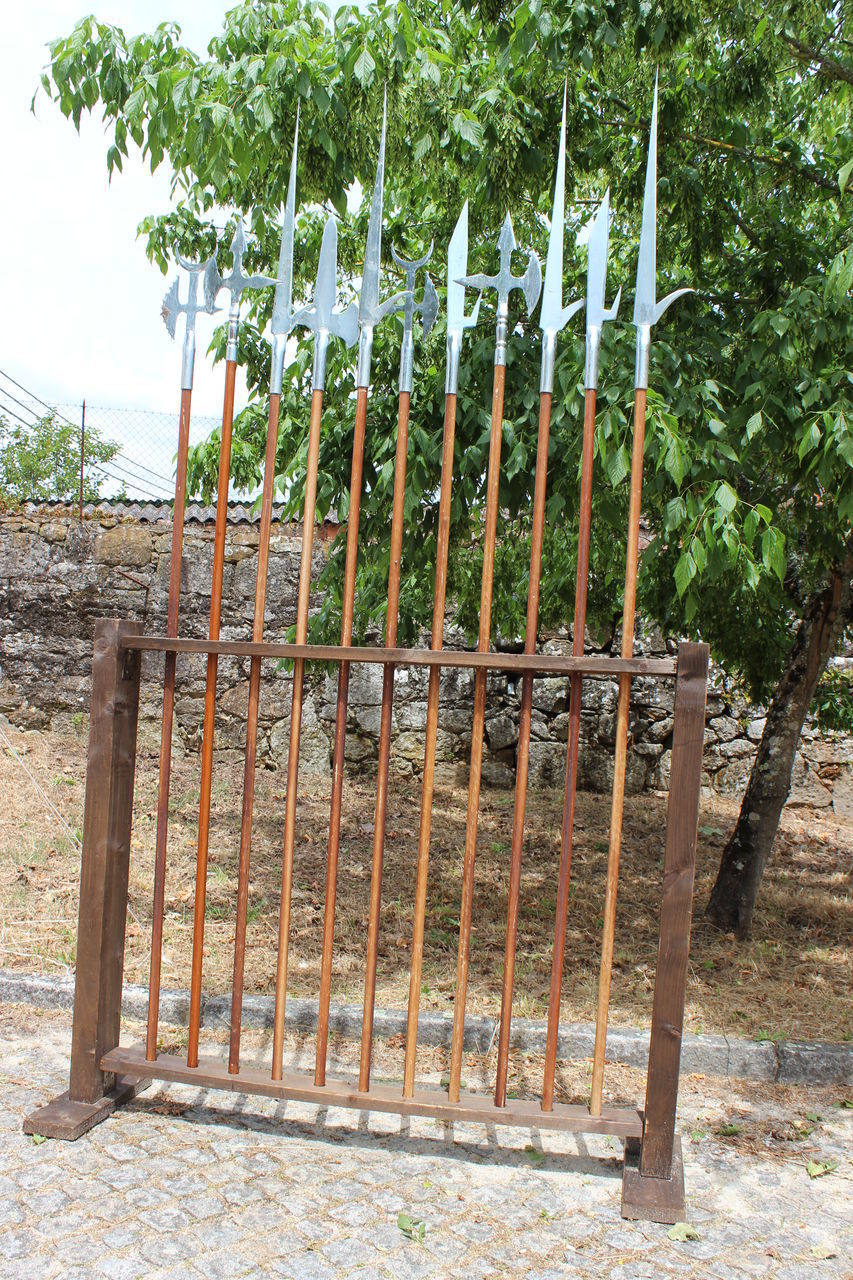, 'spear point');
540,82,584,392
